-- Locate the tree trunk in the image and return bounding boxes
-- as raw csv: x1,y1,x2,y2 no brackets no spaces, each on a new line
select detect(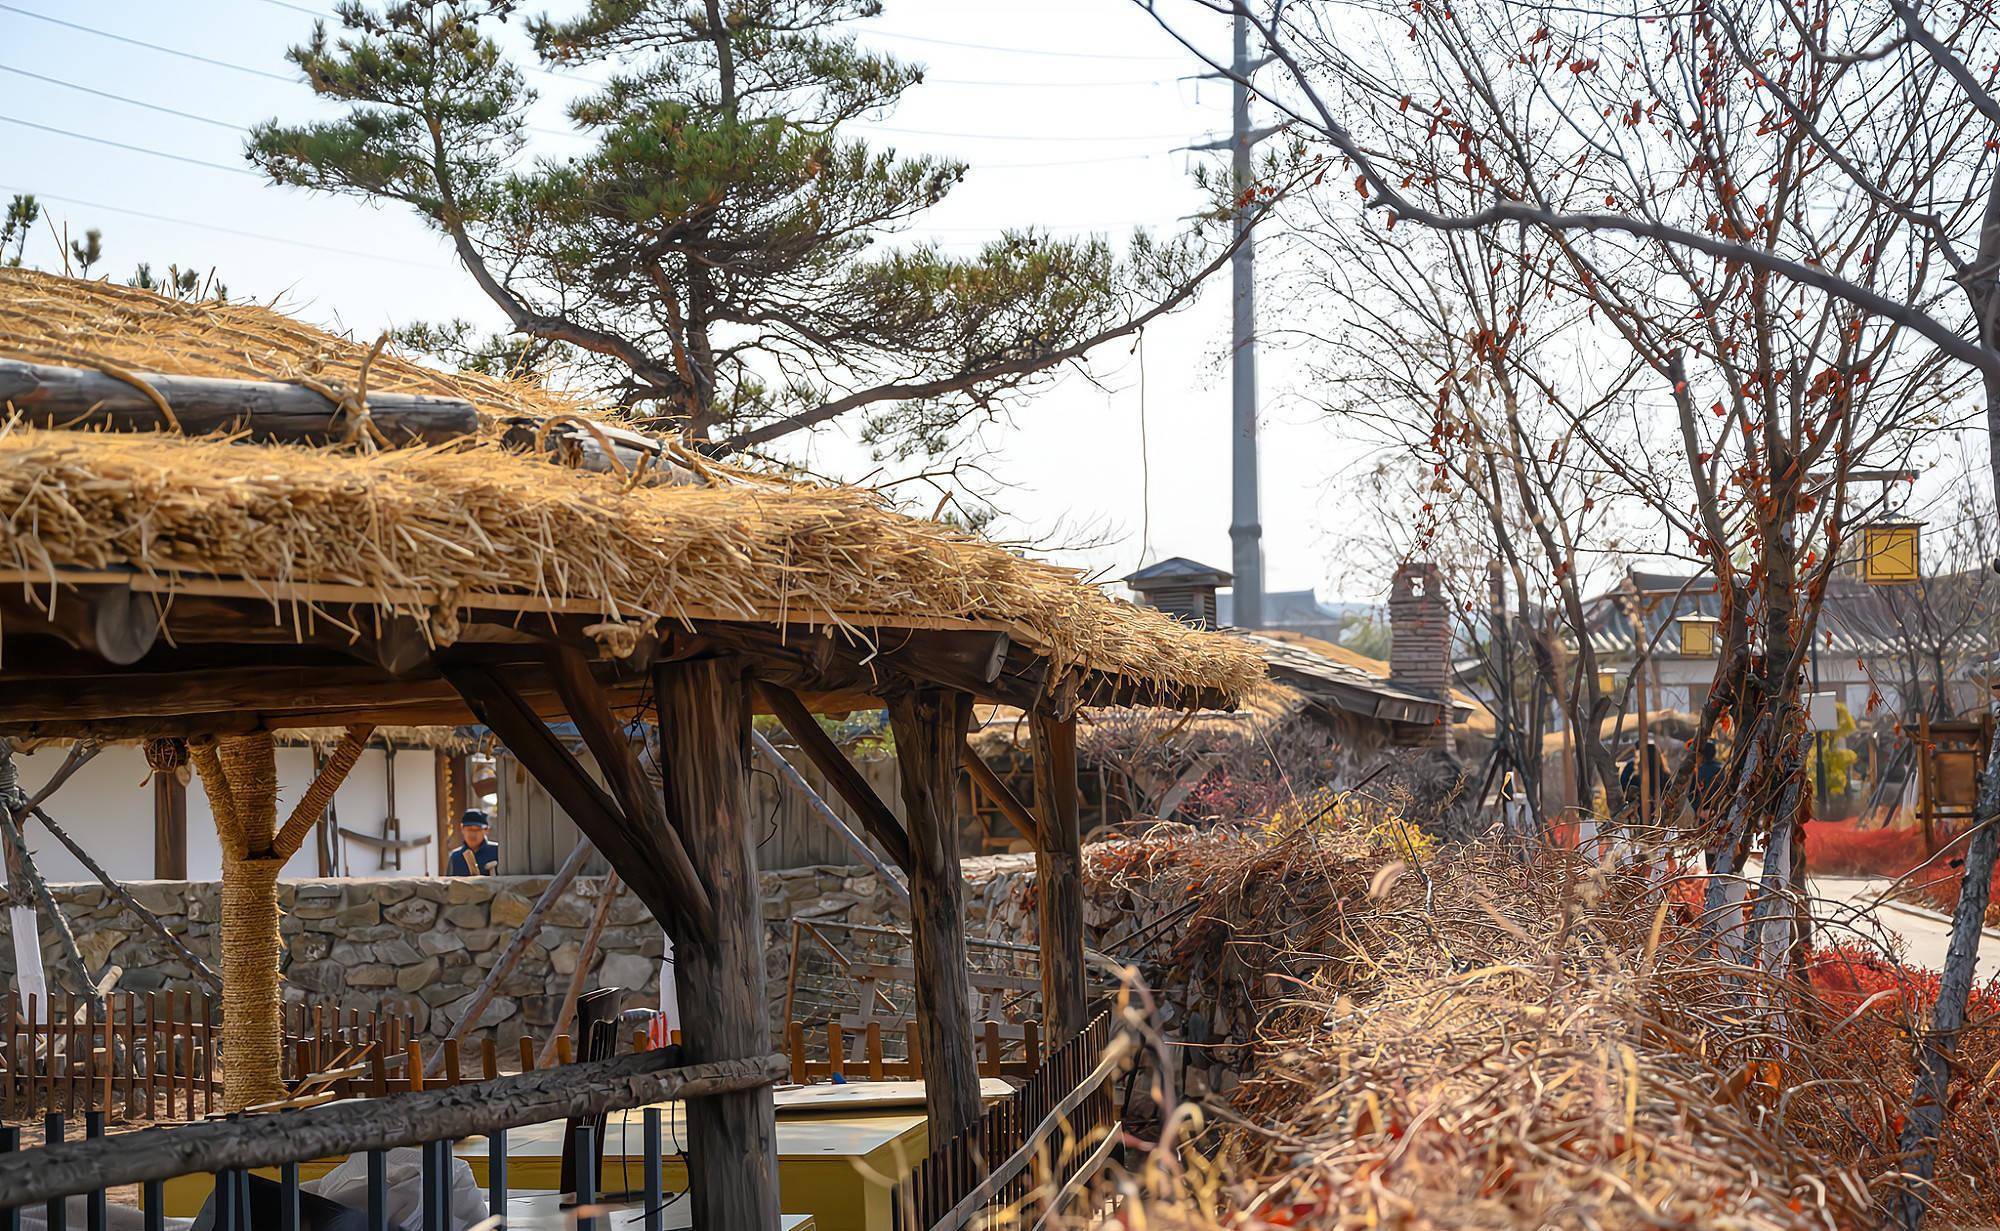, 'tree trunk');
1030,710,1088,1047
653,658,779,1231
887,687,982,1148
1895,726,2000,1228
